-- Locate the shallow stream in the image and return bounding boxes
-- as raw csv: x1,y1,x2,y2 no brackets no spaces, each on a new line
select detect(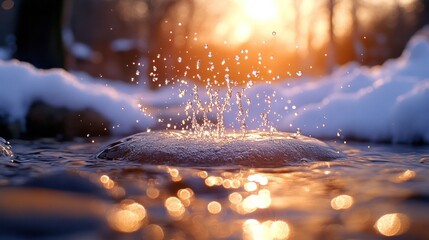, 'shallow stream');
1,136,428,239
